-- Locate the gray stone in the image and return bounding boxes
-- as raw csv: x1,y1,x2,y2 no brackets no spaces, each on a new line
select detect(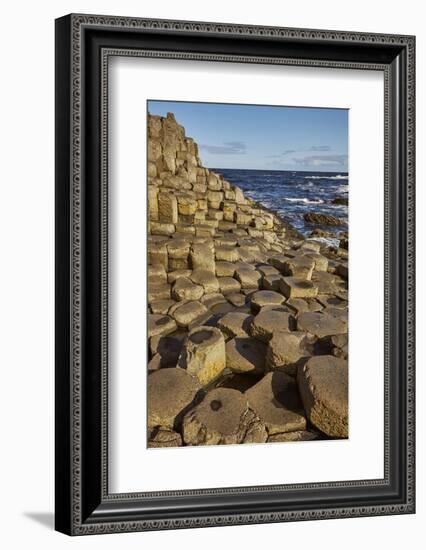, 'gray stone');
226,292,247,307
182,388,254,445
217,312,254,339
218,276,242,295
172,301,209,327
215,246,239,262
250,290,285,312
297,355,348,438
147,314,177,338
190,269,220,294
250,309,293,343
179,326,226,385
150,299,175,315
148,428,182,448
225,337,267,374
235,267,262,289
245,371,306,434
266,331,309,375
297,312,346,338
262,274,284,292
190,242,216,272
279,277,318,299
167,269,192,284
200,293,227,309
147,368,201,429
215,261,236,277
283,256,315,280
172,277,204,301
